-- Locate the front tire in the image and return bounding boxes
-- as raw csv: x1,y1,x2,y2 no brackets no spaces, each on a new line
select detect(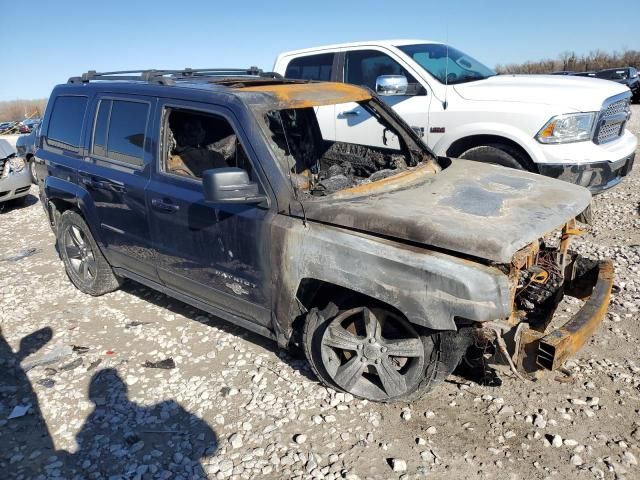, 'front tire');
459,144,533,171
57,210,122,296
303,303,444,402
28,157,38,184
